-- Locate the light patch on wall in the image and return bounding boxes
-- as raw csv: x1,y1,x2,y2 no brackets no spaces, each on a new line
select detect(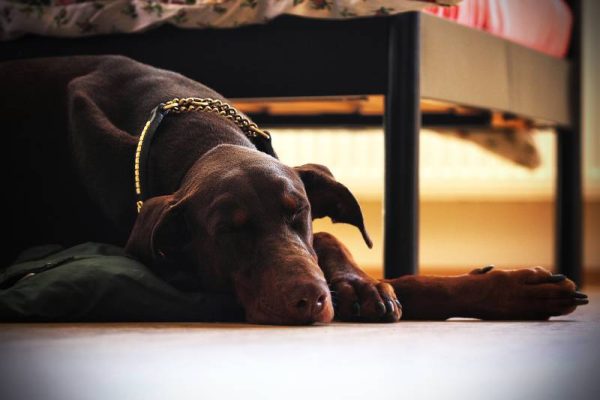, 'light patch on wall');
271,127,557,201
